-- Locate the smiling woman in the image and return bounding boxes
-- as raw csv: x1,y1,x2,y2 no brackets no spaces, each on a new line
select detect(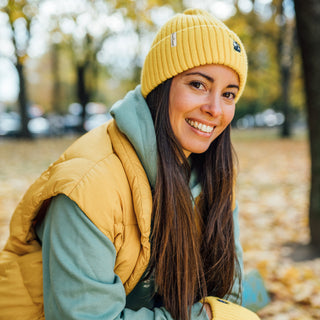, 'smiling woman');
0,8,260,320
